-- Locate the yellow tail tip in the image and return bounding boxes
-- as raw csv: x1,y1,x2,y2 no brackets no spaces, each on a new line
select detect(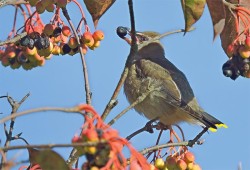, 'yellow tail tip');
209,124,228,132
